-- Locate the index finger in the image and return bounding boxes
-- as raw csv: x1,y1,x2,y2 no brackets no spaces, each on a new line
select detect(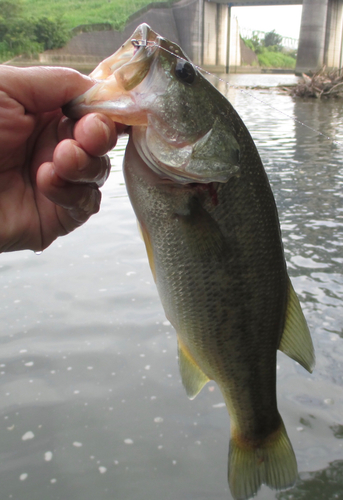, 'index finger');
0,65,95,113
